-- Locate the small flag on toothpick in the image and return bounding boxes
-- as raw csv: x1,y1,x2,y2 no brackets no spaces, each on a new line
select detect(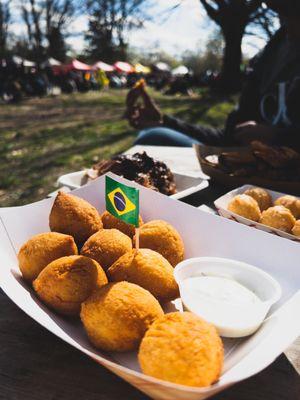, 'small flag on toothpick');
105,175,140,249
